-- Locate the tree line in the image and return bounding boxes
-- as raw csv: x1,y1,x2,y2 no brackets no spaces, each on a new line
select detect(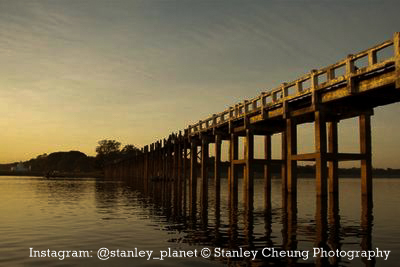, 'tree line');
0,139,140,174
